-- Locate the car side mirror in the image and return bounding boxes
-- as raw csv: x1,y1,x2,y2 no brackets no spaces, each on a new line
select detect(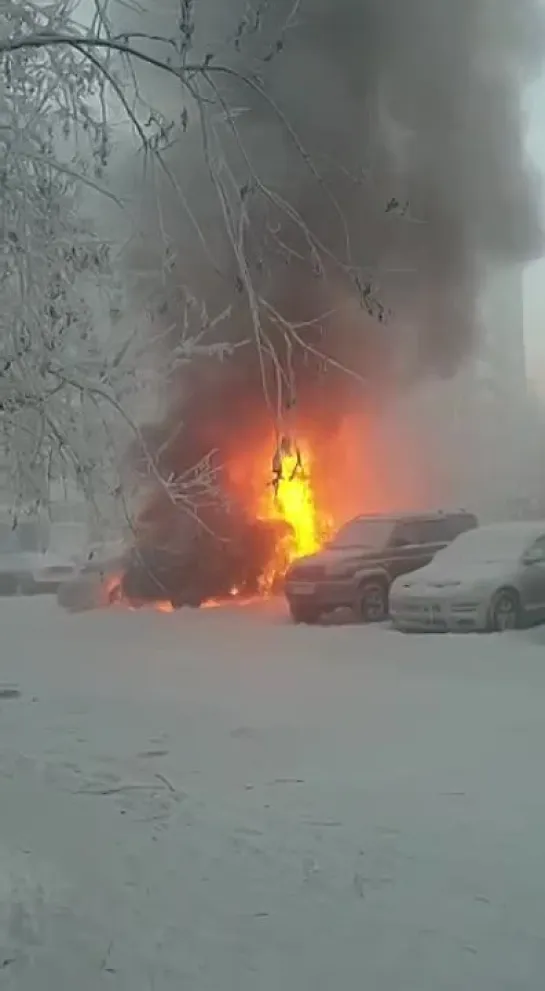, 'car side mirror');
523,548,544,566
